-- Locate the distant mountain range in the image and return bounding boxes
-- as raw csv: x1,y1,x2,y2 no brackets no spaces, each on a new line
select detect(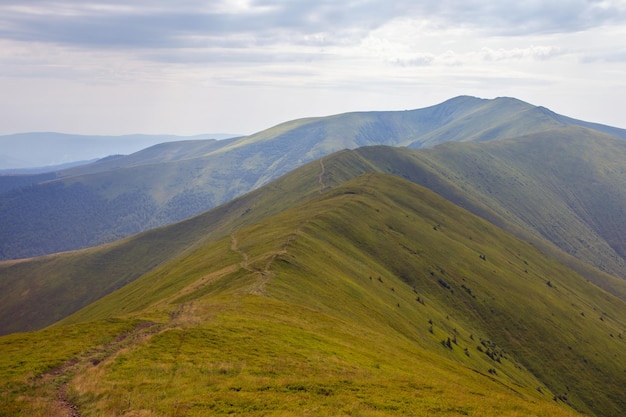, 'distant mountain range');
2,96,625,262
0,132,239,170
